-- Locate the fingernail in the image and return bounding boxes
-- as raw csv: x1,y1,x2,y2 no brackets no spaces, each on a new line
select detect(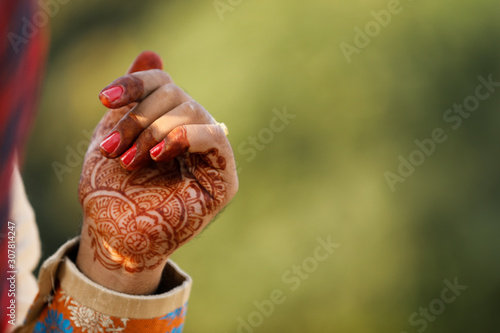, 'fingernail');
100,86,123,104
121,144,137,166
150,140,165,159
100,131,121,154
